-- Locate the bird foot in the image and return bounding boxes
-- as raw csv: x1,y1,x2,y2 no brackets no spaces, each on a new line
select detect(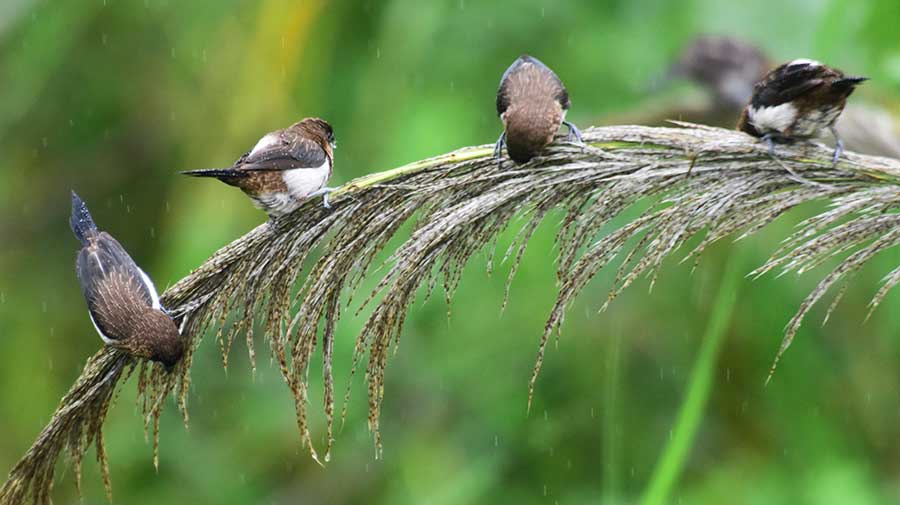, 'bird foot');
494,131,507,167
310,187,337,209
